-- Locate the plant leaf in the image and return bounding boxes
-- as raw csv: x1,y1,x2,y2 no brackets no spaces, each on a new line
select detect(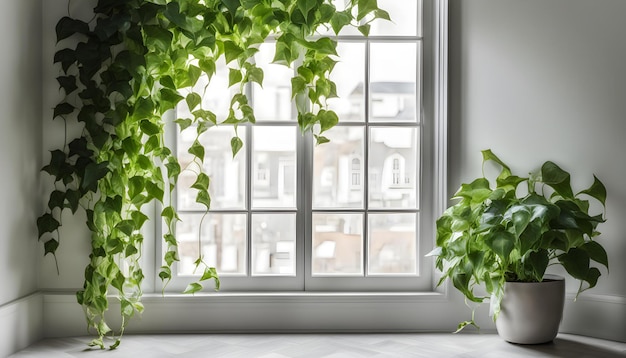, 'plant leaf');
231,136,243,157
183,282,203,294
559,248,590,280
541,161,574,199
581,240,609,271
578,175,607,207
